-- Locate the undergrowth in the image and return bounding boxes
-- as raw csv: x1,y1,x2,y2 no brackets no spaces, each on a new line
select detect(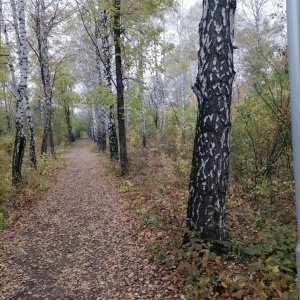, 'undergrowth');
0,136,66,229
101,129,298,299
